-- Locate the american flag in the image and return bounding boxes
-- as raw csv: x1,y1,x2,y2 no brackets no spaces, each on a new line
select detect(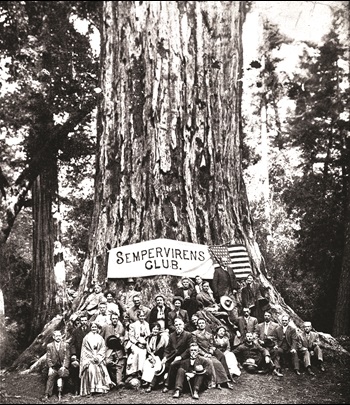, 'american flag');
208,243,252,280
